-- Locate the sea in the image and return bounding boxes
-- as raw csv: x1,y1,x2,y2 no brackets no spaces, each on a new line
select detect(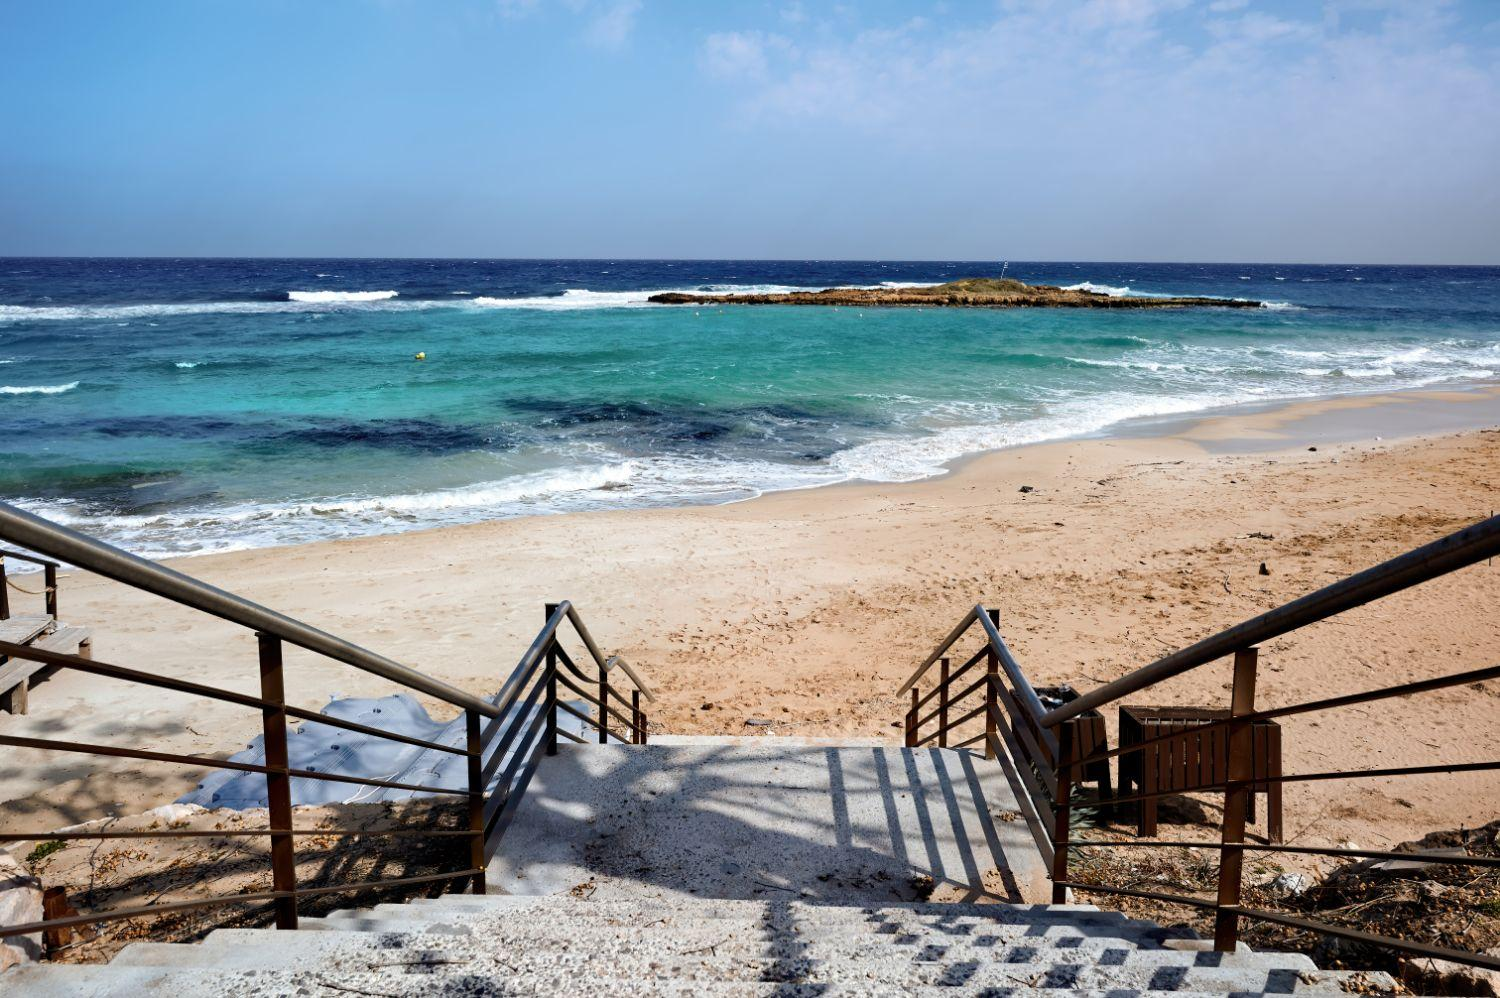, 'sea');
1,258,1497,560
